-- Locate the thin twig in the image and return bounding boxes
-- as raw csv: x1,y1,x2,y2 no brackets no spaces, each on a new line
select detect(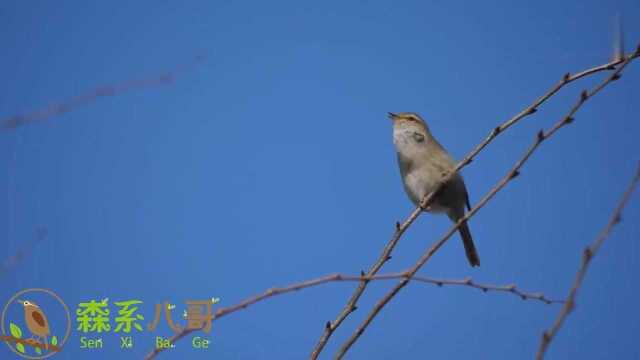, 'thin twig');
1,56,205,131
309,49,640,360
142,273,559,360
334,51,638,359
535,163,640,360
0,227,47,279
